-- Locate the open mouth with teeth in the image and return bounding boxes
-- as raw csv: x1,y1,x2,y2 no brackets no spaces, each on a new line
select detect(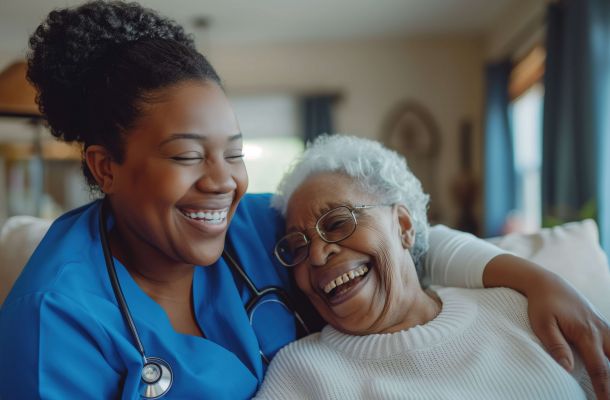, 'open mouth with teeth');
179,208,229,225
322,264,371,301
